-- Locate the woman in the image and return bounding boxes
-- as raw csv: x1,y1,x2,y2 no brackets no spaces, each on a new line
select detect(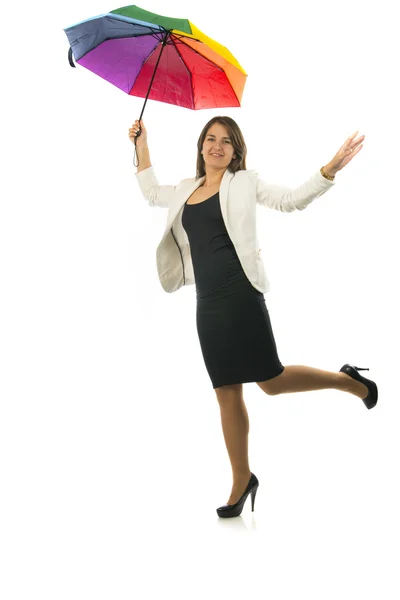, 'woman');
129,116,377,518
